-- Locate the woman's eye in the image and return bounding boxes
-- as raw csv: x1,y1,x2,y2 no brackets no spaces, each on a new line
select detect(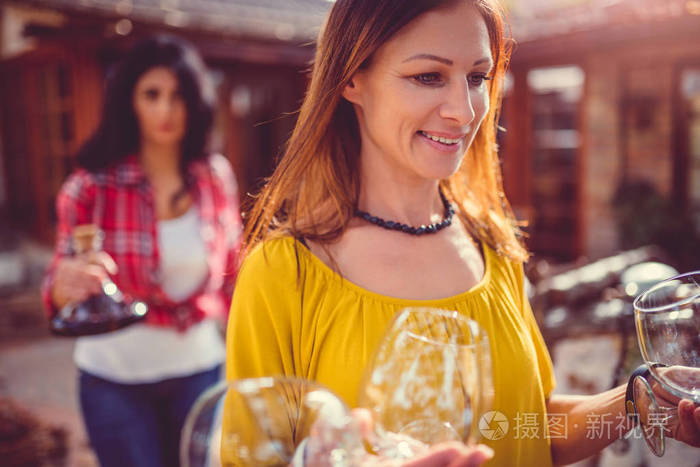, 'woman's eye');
144,89,159,99
412,73,442,86
468,73,491,87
